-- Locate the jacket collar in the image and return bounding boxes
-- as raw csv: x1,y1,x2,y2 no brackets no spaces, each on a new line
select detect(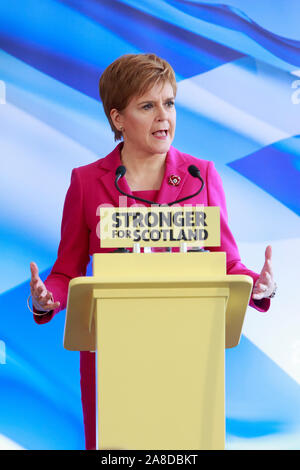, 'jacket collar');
97,143,191,207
